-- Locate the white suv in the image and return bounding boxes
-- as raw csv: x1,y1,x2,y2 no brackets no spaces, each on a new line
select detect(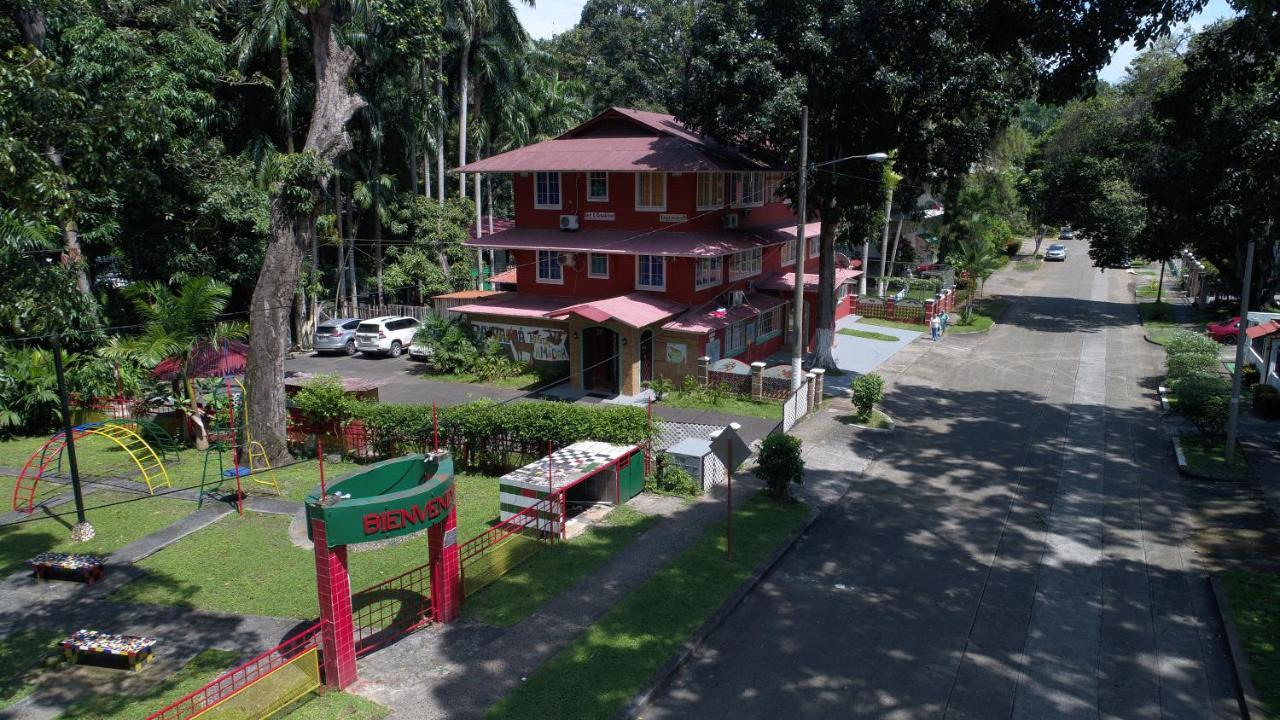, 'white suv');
355,316,420,357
